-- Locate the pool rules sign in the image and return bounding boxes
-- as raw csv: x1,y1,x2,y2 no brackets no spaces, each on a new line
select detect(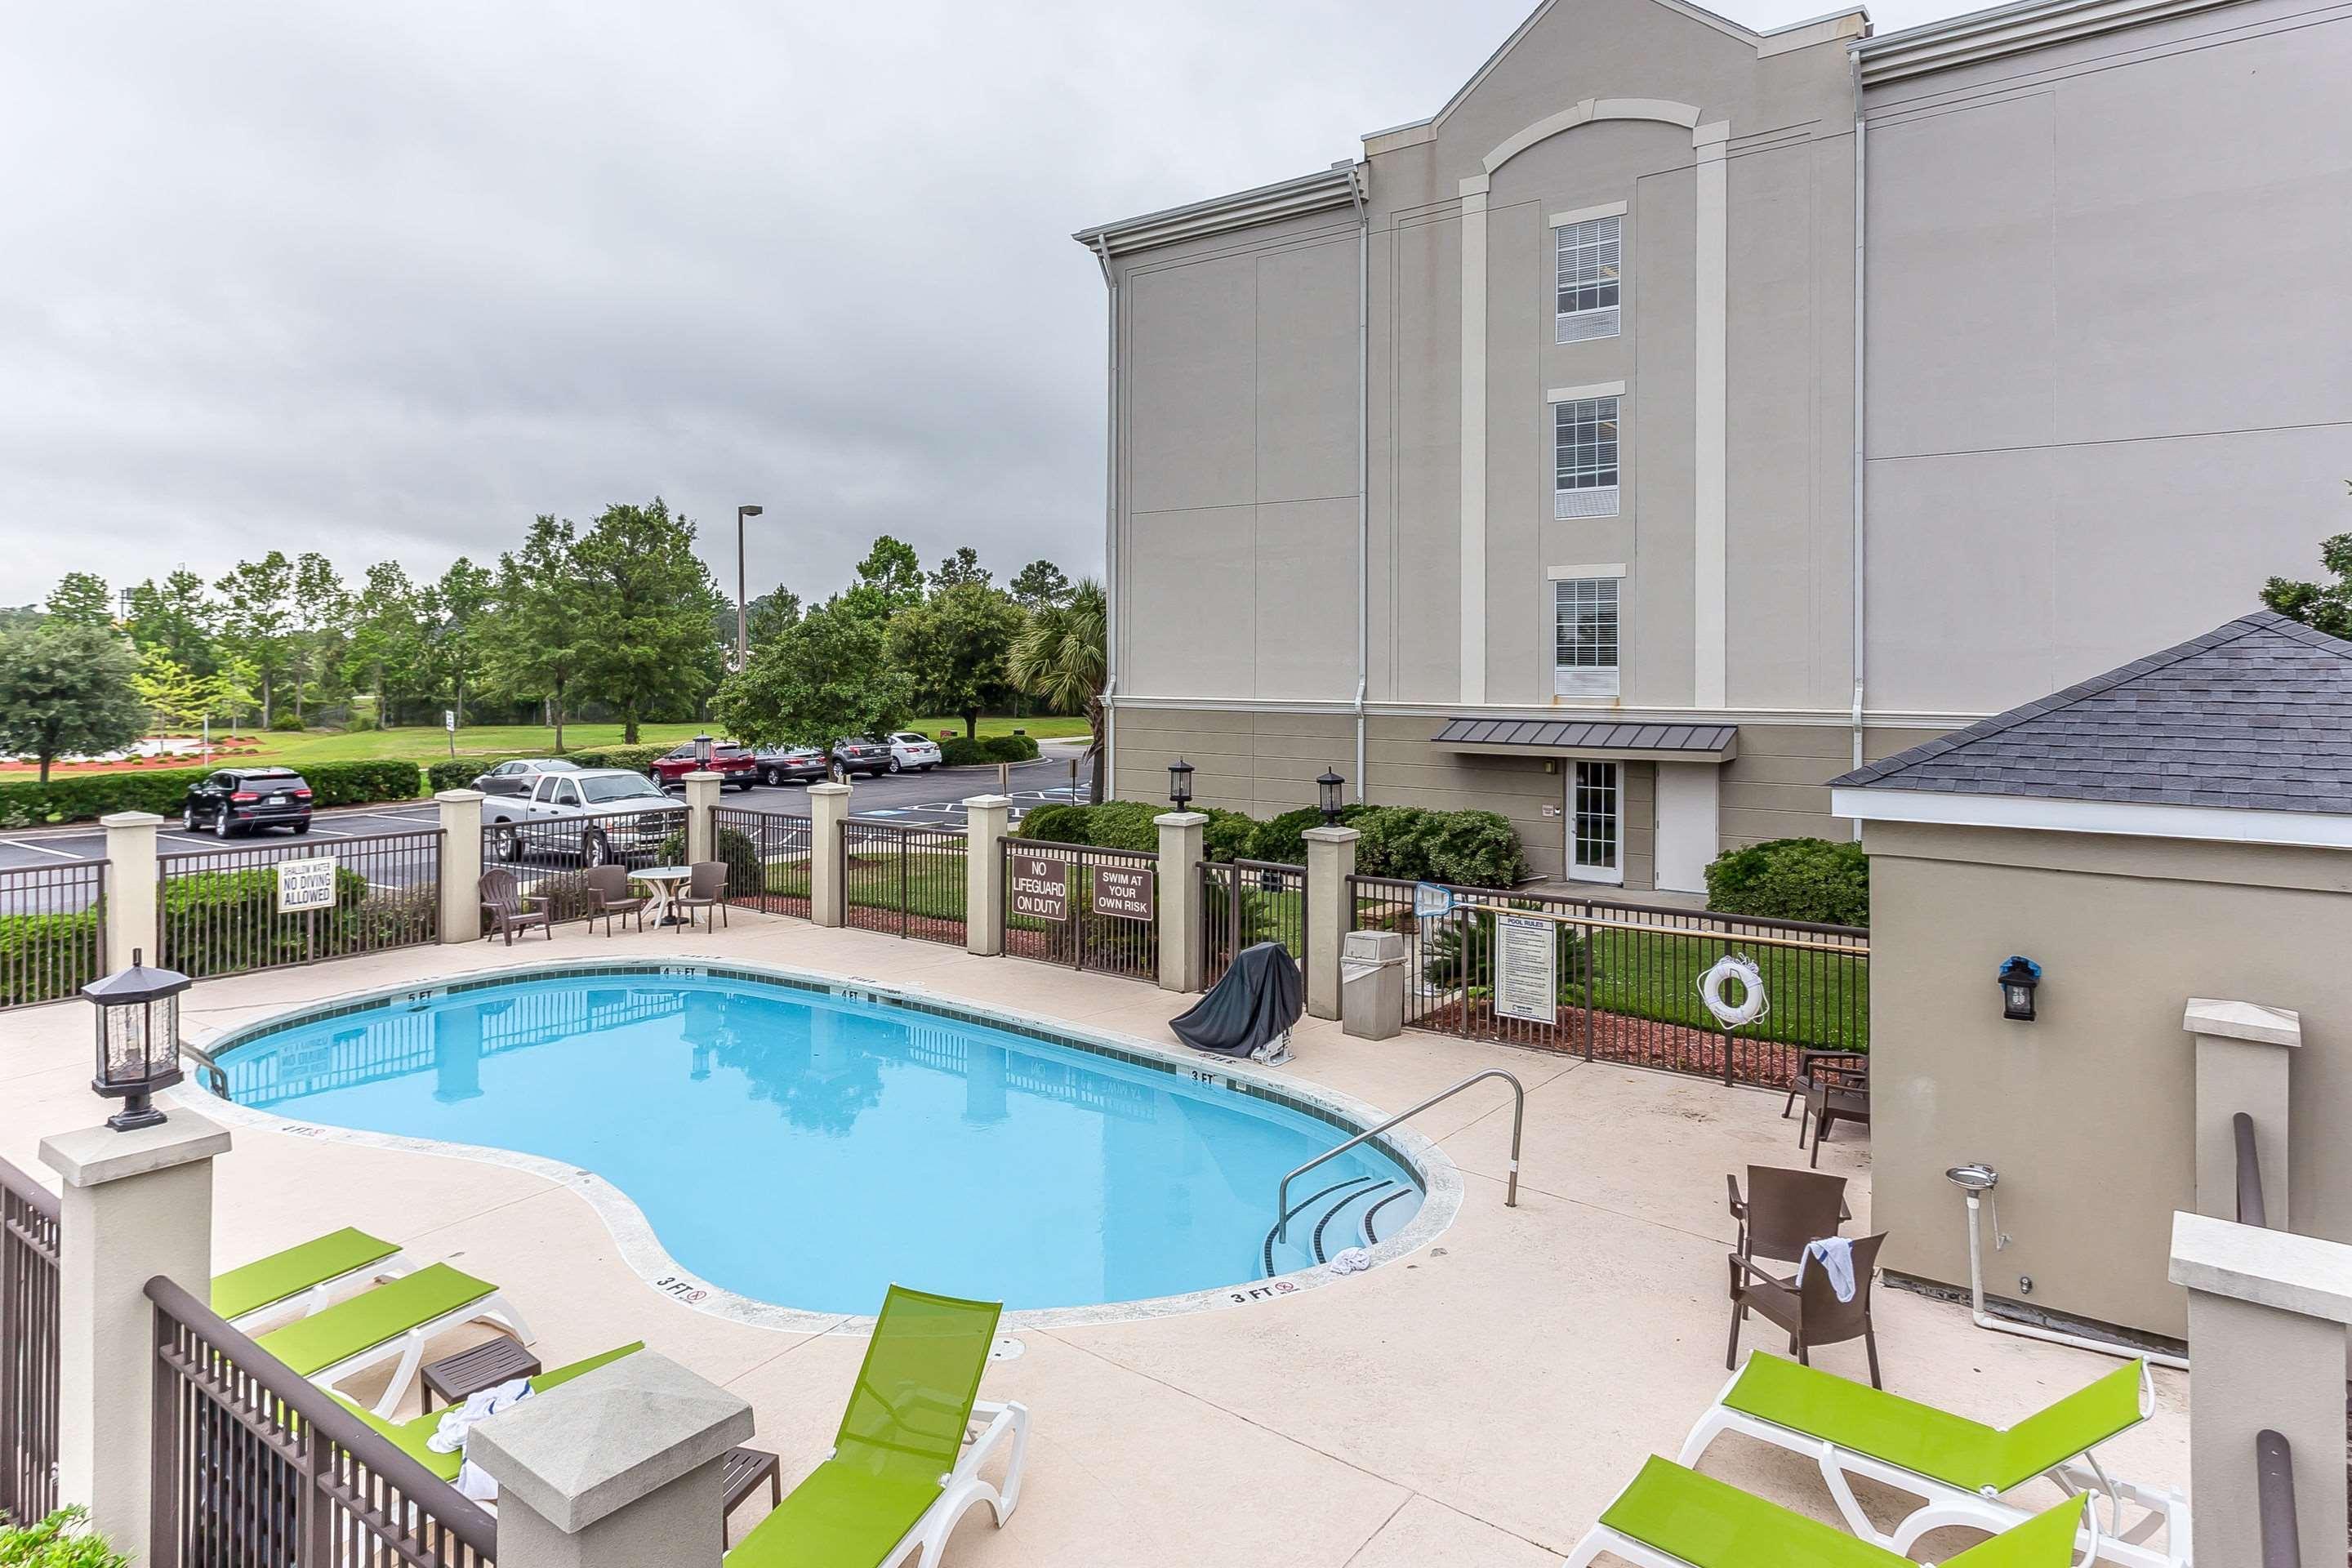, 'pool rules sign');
1494,912,1556,1025
1009,853,1068,922
275,856,339,915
